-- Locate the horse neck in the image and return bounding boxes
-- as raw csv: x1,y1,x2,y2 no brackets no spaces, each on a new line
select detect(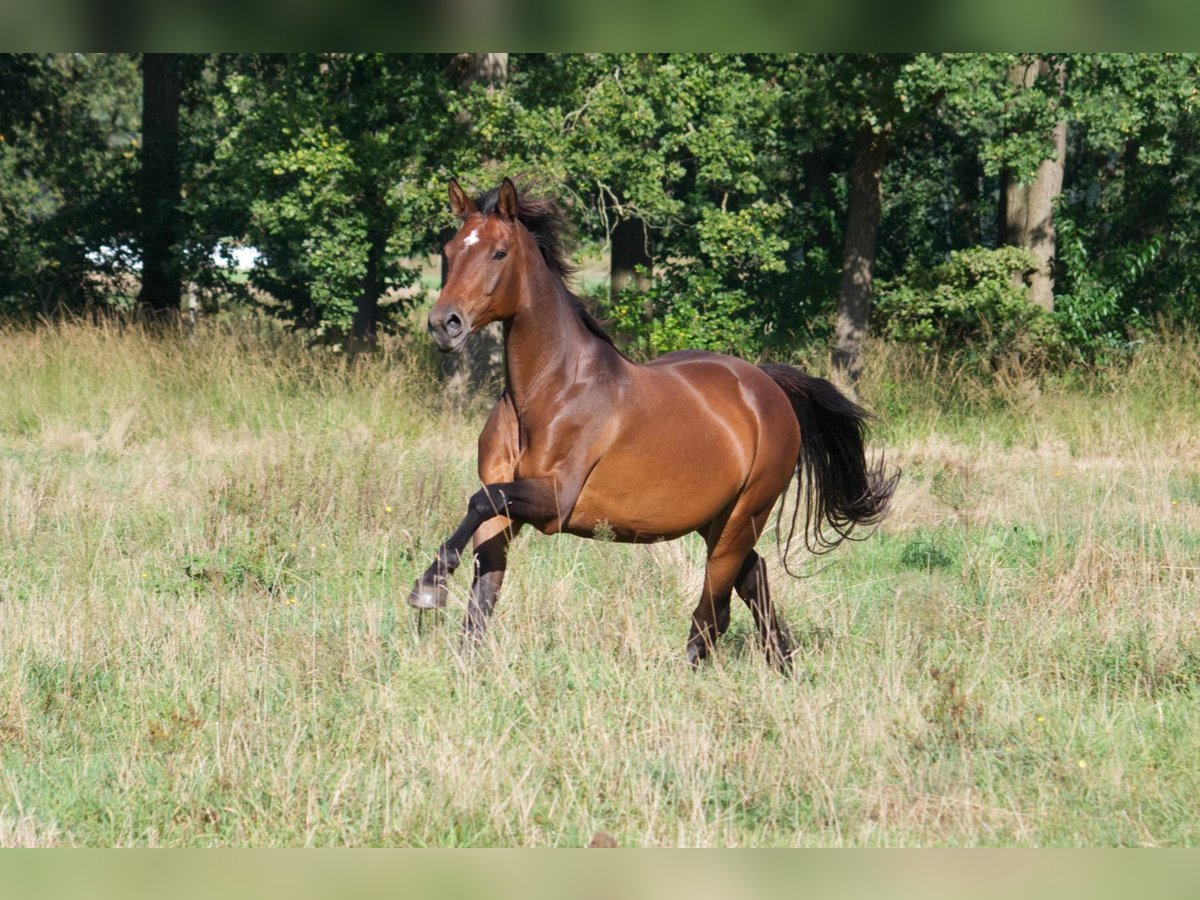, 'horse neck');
503,265,616,413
